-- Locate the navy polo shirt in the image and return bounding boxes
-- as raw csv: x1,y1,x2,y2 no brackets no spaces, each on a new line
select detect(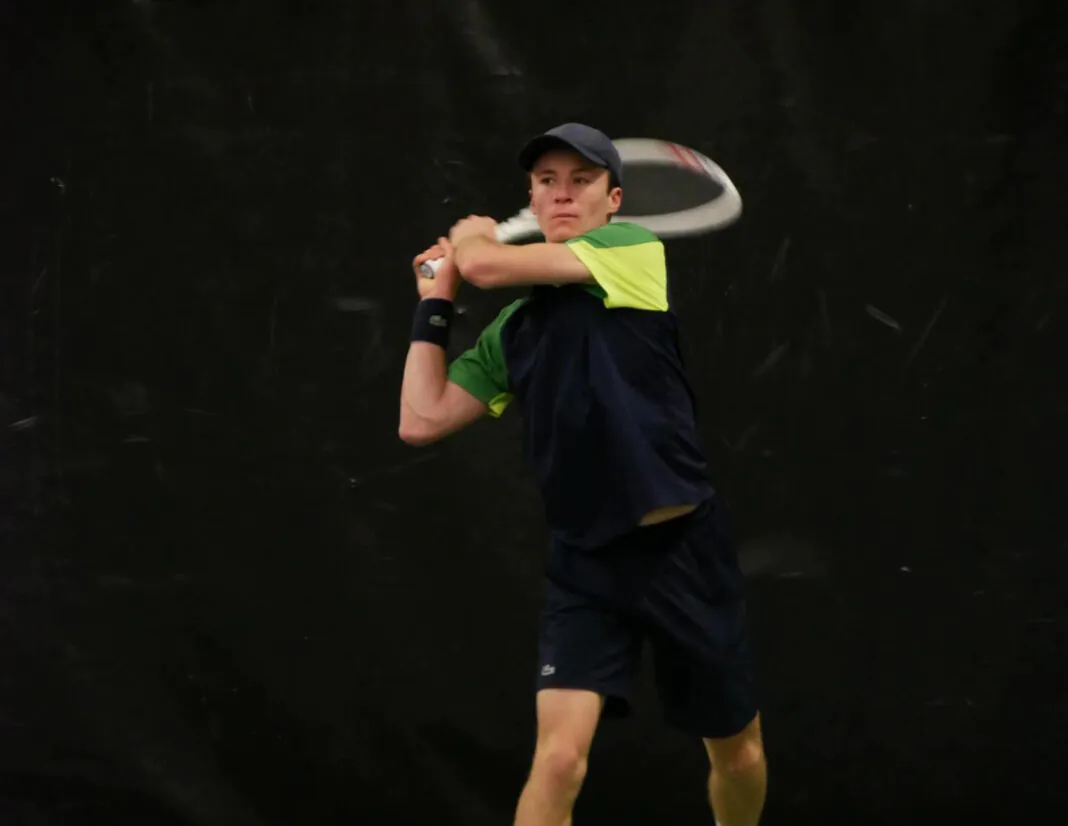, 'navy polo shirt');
447,222,714,550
